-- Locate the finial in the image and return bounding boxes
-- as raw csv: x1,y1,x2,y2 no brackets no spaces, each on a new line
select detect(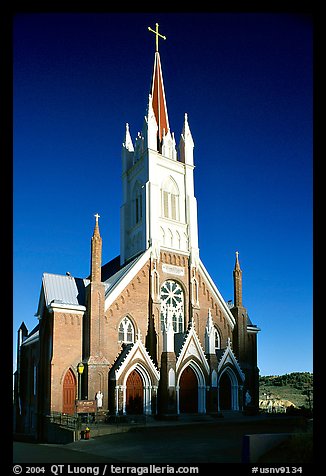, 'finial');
233,251,243,307
91,213,102,281
148,22,166,52
235,250,241,270
206,308,214,331
93,213,101,237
